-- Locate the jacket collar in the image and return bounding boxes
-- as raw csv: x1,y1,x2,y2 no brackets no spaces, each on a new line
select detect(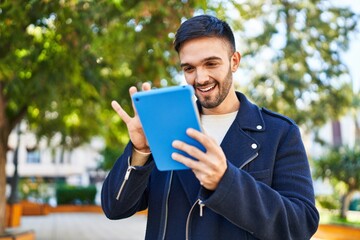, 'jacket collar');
234,91,265,132
196,91,265,132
